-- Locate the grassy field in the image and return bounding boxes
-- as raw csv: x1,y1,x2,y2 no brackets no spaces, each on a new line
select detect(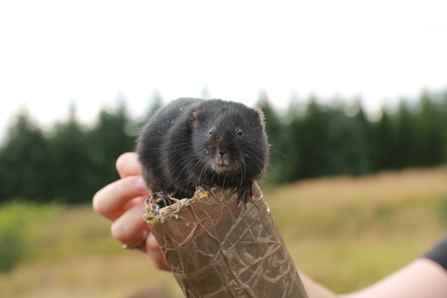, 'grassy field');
1,167,447,297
